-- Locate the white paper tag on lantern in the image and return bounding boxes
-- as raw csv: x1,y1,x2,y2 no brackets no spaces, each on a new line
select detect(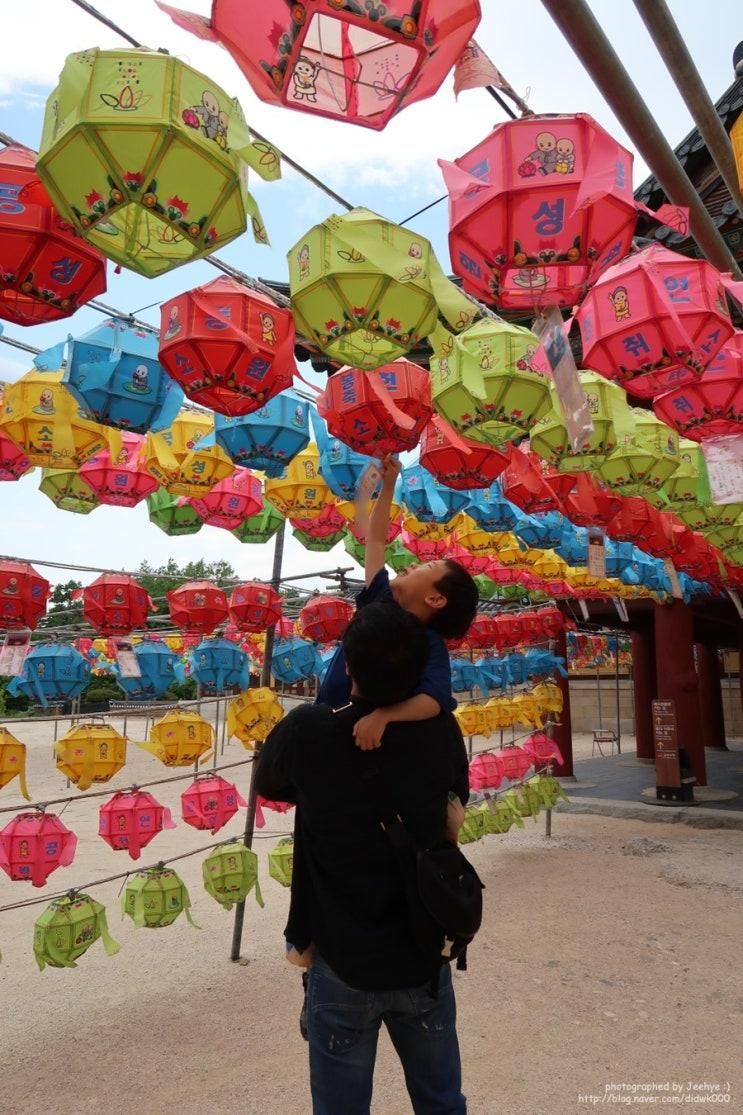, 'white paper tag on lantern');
701,436,743,504
663,559,683,599
533,305,594,453
113,638,141,678
587,529,606,577
0,630,30,676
